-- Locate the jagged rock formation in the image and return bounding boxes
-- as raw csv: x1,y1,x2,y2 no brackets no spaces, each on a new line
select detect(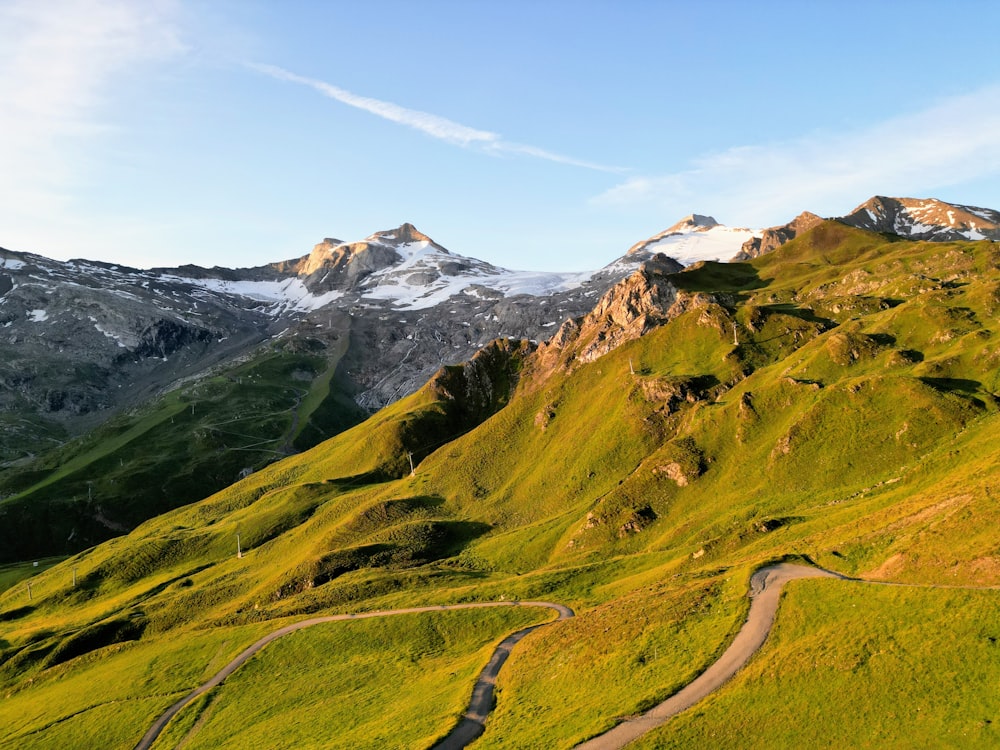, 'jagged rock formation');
428,338,536,429
533,254,695,375
274,224,457,293
735,211,824,260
